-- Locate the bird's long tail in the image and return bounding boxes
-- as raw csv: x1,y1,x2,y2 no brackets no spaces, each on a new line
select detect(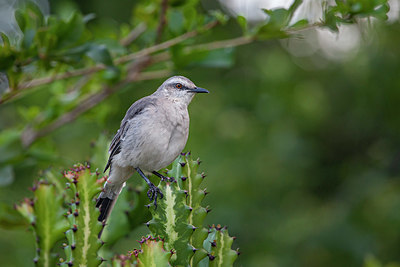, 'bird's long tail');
96,166,134,224
96,181,125,222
